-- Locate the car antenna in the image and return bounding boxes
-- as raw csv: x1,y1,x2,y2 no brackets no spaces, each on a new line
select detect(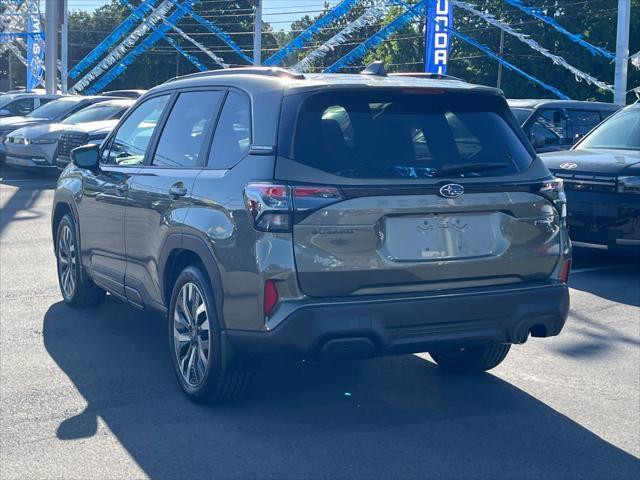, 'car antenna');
361,61,387,77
